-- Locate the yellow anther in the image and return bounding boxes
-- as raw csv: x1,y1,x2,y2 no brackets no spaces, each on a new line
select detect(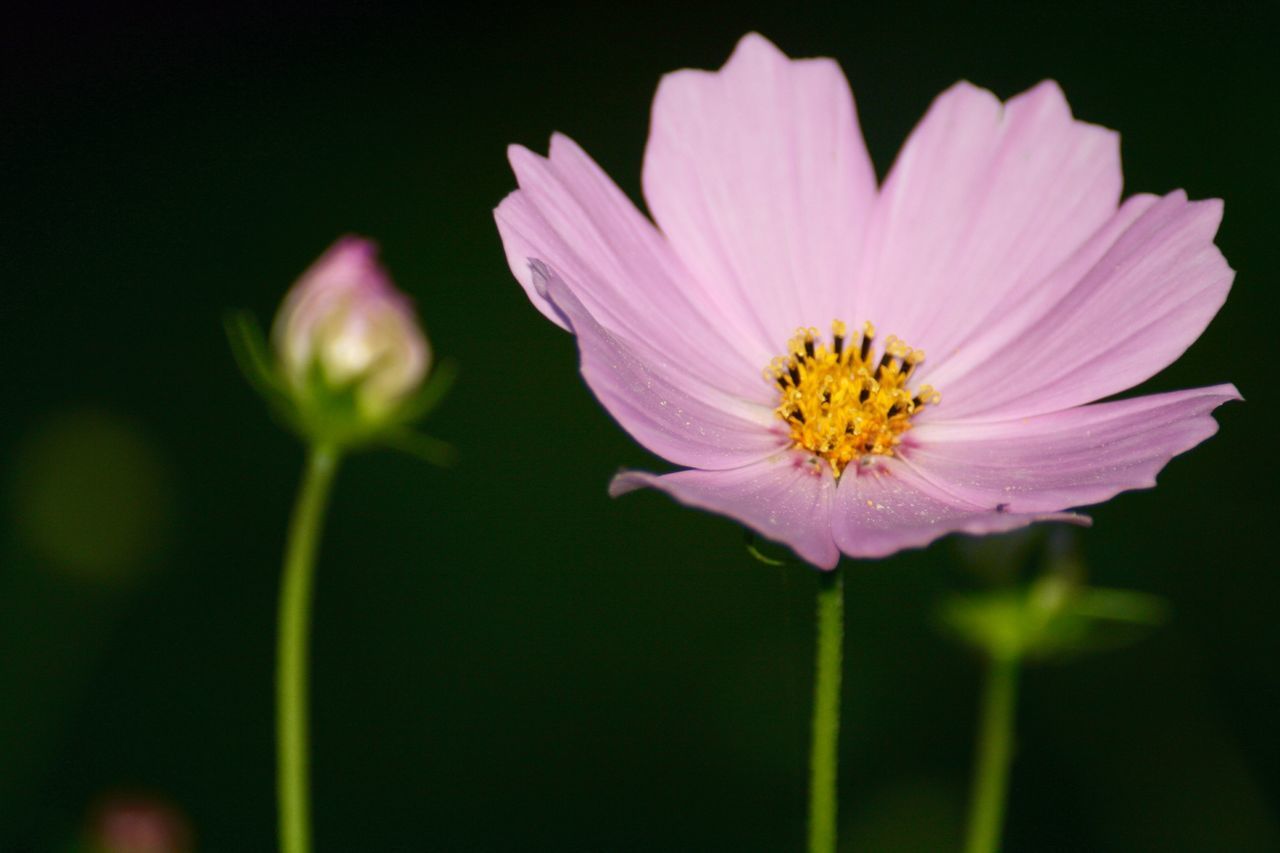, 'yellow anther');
769,319,938,478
